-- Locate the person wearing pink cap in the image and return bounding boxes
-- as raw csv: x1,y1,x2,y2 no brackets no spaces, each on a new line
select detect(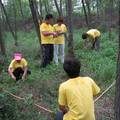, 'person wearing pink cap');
8,53,30,81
